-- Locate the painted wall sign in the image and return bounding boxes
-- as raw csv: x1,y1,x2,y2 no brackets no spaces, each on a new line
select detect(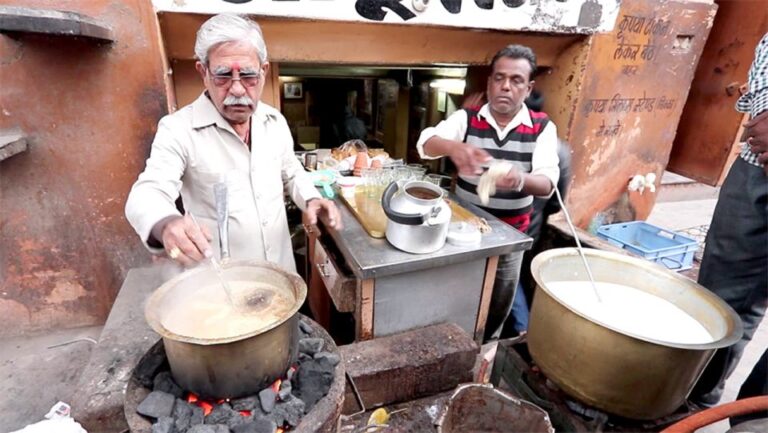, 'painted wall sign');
154,0,622,34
